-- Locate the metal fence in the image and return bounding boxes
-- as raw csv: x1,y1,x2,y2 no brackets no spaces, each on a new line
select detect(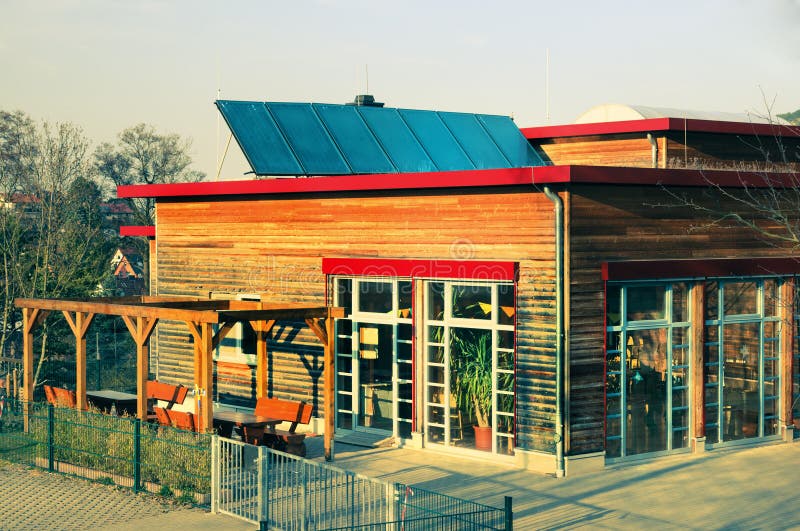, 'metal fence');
213,436,512,530
0,398,212,504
